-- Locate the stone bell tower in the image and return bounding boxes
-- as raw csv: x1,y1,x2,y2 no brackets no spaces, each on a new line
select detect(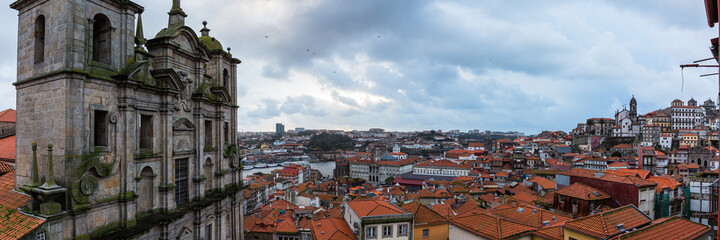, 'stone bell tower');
12,0,244,239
